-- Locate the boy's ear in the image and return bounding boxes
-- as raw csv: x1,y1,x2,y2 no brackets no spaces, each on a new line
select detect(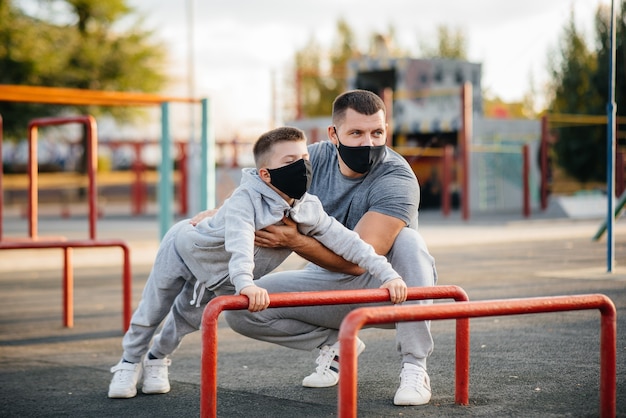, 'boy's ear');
259,168,271,183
